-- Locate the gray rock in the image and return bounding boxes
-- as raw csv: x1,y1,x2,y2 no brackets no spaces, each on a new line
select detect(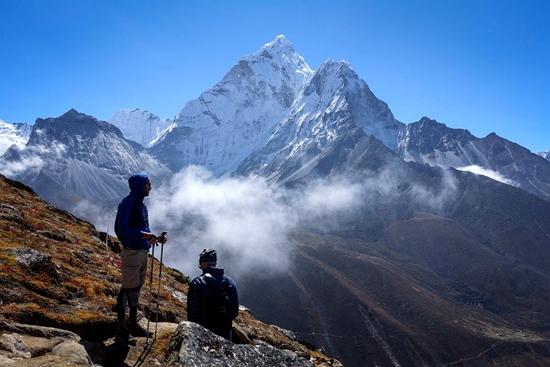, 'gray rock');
0,333,31,359
0,321,79,341
52,340,92,366
12,248,62,281
13,248,50,268
164,321,314,367
0,204,24,225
